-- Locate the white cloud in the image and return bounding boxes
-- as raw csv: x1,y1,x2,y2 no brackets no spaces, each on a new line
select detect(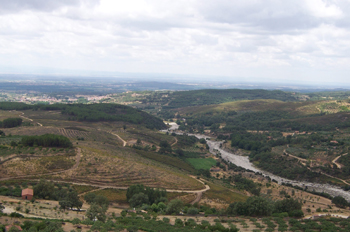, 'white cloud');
1,0,350,84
